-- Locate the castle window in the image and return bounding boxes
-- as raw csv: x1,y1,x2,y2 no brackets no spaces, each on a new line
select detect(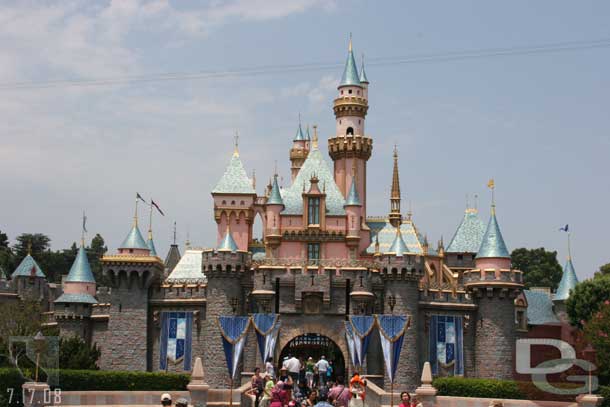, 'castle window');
222,200,226,205
341,90,343,95
240,200,245,205
308,243,320,262
308,197,320,225
231,200,235,205
348,89,352,94
457,254,464,261
346,127,354,136
357,90,360,95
